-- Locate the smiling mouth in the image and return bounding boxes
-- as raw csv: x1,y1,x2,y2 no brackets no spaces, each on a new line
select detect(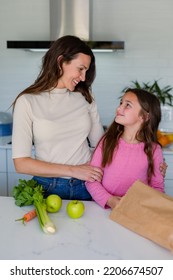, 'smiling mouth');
73,79,79,85
116,113,123,117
